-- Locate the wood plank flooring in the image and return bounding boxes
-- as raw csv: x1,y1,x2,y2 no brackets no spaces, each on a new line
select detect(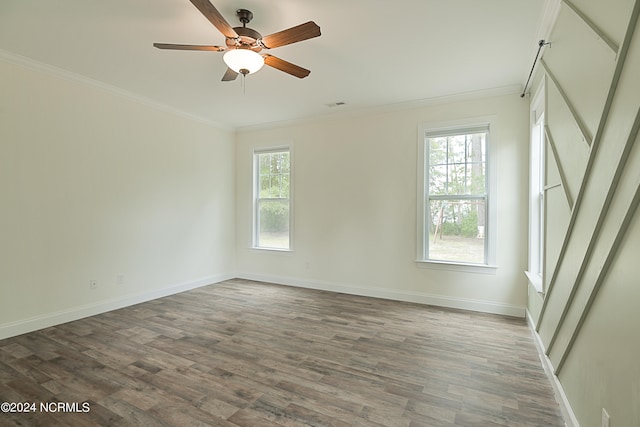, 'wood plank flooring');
0,279,565,426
